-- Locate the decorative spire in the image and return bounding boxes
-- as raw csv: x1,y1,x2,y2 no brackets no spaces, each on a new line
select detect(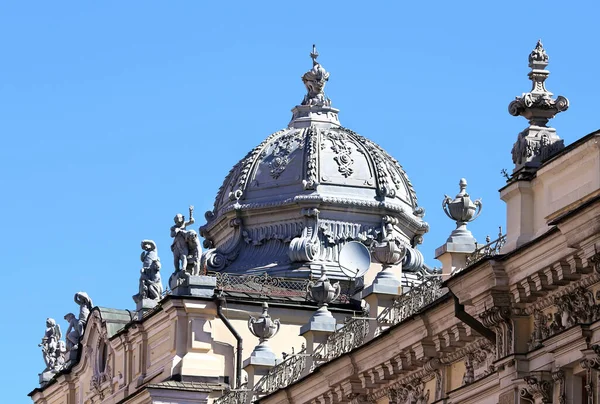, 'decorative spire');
508,40,569,173
301,44,331,107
